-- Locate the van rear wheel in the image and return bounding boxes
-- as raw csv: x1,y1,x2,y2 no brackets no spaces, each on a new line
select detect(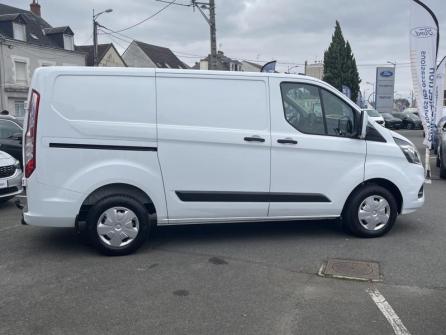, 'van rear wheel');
343,185,397,237
86,195,151,256
440,157,446,179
